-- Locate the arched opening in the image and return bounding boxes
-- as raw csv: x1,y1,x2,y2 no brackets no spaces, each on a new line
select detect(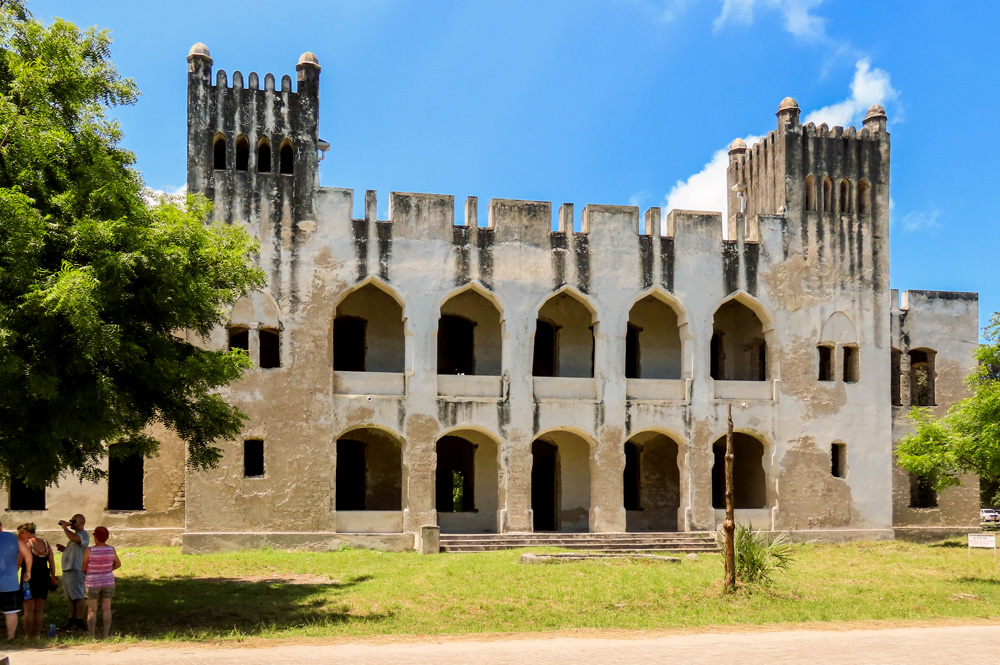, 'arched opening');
822,177,833,212
909,348,936,406
839,178,851,213
333,283,405,372
436,430,499,533
857,179,871,216
107,453,144,511
235,135,249,171
533,291,595,378
336,428,403,511
804,175,816,211
711,299,767,381
626,295,681,379
531,431,591,532
909,472,938,508
711,433,766,509
279,139,294,175
257,137,272,173
891,348,902,405
438,289,502,376
624,432,680,532
213,134,226,170
228,326,249,353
